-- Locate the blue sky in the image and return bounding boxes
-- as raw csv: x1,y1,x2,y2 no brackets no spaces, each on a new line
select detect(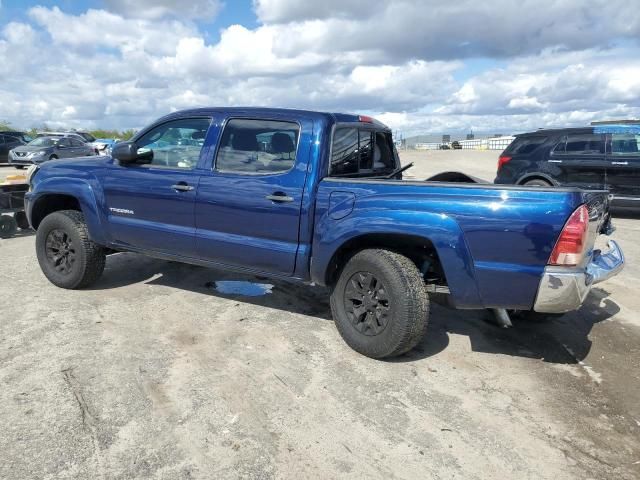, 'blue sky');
0,0,638,134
